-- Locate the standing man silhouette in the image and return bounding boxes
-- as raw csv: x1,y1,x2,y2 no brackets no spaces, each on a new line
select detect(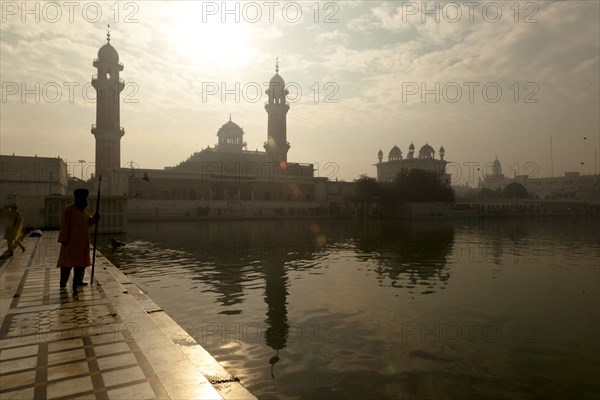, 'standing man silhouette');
3,203,25,256
57,189,100,288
